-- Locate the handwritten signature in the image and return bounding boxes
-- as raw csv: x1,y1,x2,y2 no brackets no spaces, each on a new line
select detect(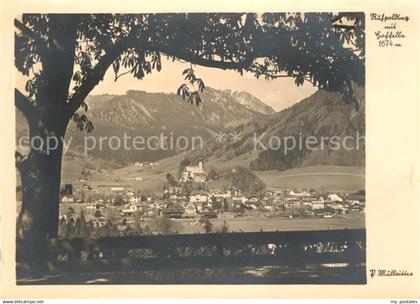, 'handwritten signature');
370,269,413,278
